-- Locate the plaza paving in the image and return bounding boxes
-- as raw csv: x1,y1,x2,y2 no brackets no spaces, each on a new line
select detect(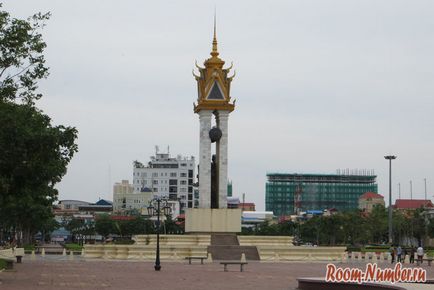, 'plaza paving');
1,256,434,290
